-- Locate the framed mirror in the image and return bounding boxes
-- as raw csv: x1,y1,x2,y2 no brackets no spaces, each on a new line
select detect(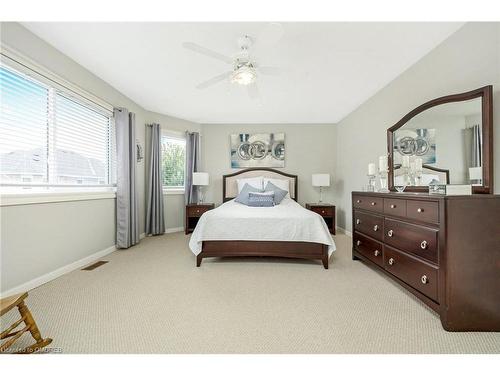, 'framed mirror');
387,86,493,194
